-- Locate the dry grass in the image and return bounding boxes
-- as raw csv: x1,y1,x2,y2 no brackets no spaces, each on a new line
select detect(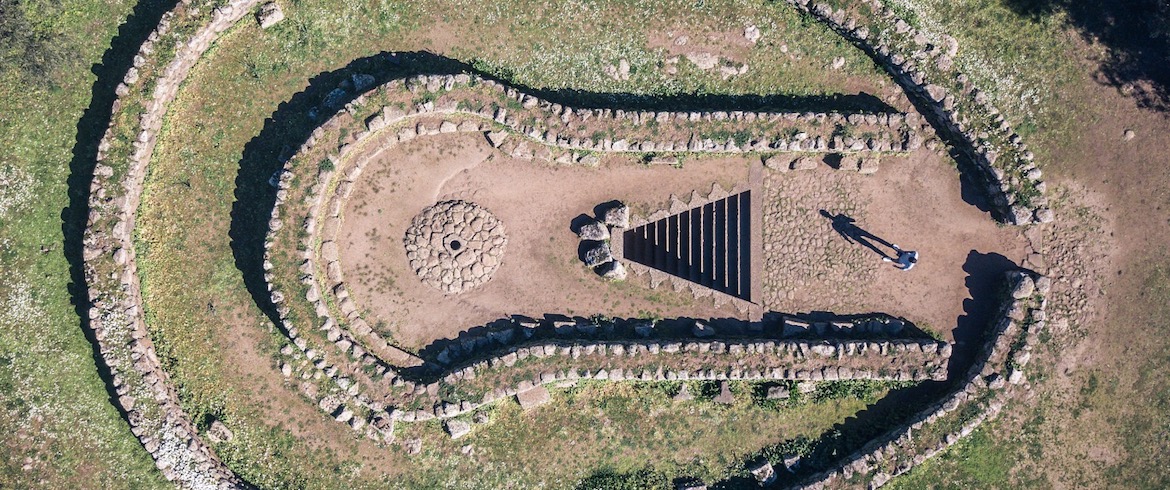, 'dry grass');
3,0,1165,487
133,0,902,486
